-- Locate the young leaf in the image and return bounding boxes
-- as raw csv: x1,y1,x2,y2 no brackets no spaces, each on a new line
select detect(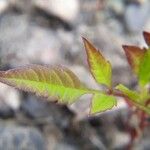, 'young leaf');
115,84,150,114
90,93,117,114
83,37,112,87
143,31,150,47
130,98,150,115
115,84,139,101
139,50,150,86
135,103,150,115
0,65,90,104
122,45,145,74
